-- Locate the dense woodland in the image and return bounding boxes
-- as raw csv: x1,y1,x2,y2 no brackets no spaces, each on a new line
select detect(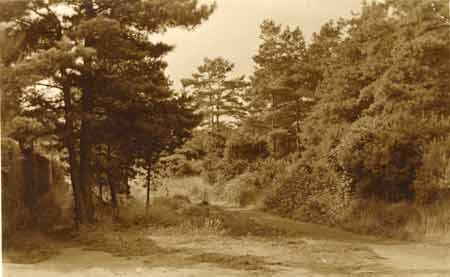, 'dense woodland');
1,0,450,236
